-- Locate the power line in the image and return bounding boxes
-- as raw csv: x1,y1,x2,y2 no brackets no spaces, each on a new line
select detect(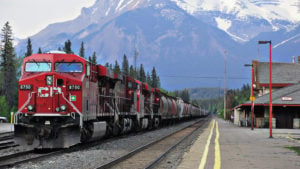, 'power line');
160,75,248,80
